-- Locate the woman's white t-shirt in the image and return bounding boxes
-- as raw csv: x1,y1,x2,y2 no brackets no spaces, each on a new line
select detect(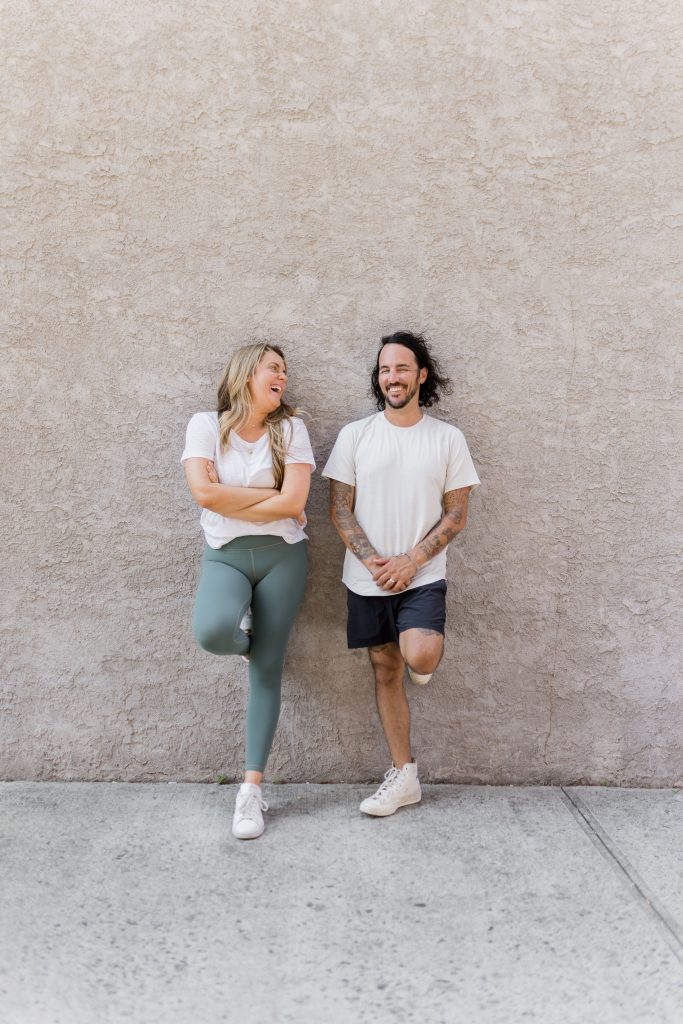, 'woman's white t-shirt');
181,412,316,548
